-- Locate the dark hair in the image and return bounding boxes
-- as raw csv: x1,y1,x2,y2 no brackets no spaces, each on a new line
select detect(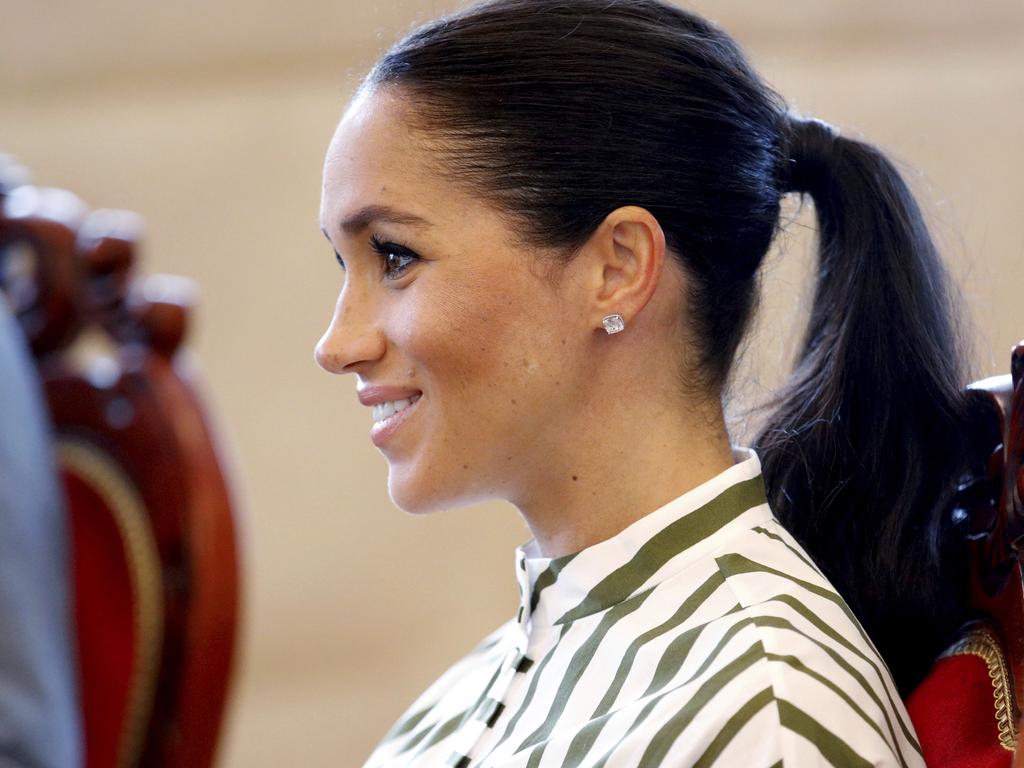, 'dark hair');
365,0,974,694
